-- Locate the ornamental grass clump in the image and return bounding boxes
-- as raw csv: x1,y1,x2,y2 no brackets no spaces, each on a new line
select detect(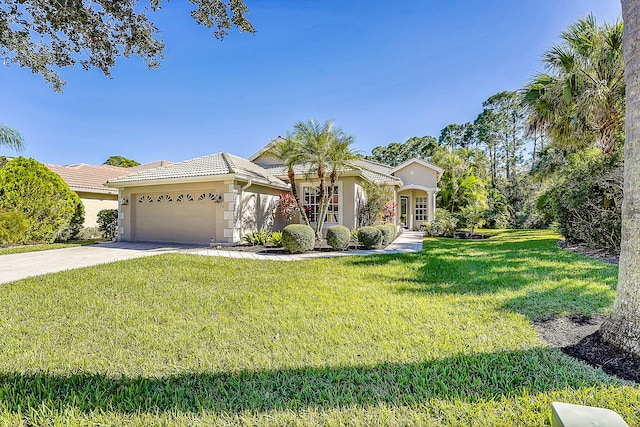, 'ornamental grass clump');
282,224,315,253
326,225,351,251
376,224,397,246
356,226,383,249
